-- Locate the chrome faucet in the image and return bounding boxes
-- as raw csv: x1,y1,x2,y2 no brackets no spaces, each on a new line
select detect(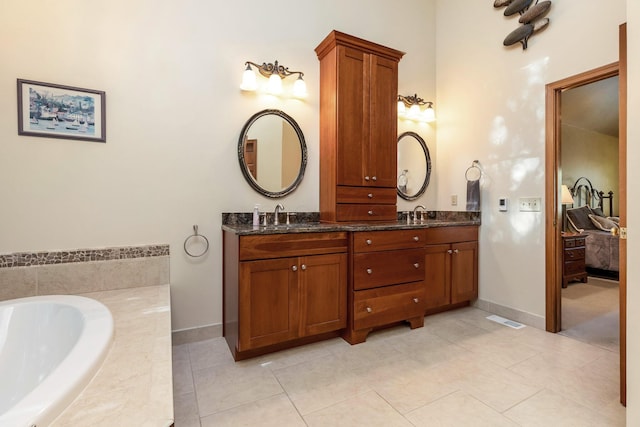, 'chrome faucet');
274,204,285,225
413,204,427,223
